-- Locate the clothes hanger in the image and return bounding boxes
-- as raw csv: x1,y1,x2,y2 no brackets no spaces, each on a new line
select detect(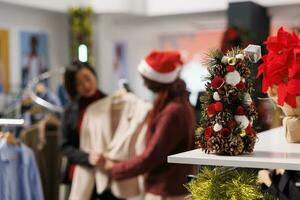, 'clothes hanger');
112,87,128,105
45,114,59,126
4,132,18,145
0,118,24,145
